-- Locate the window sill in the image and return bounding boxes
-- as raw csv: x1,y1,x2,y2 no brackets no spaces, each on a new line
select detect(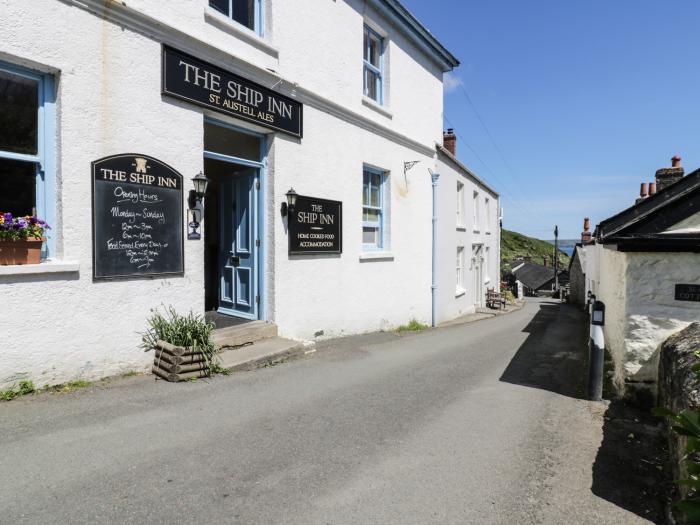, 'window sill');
0,259,80,276
485,230,492,235
456,225,467,232
473,229,481,234
455,287,466,298
362,97,393,119
204,7,279,59
359,251,394,262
